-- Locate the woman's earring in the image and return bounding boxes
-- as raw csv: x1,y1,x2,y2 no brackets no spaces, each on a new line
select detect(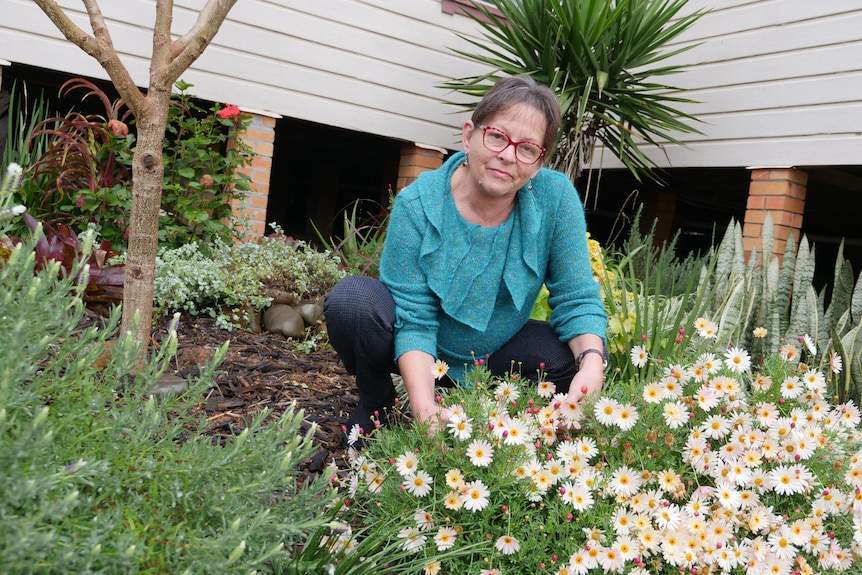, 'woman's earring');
463,156,469,167
527,179,533,191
